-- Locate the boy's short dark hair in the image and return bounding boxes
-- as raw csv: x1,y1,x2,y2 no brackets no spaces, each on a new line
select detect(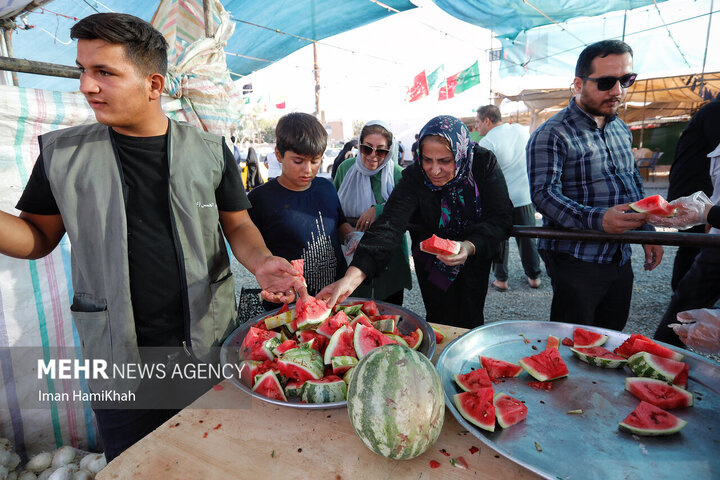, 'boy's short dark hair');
275,112,328,158
476,105,501,124
70,13,169,76
575,40,633,78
